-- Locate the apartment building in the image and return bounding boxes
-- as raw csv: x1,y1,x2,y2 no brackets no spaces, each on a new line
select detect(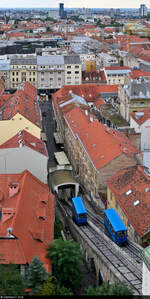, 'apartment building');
37,55,65,90
64,55,82,86
104,66,131,85
119,79,150,122
0,59,10,90
10,58,37,89
52,87,141,204
107,165,150,247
